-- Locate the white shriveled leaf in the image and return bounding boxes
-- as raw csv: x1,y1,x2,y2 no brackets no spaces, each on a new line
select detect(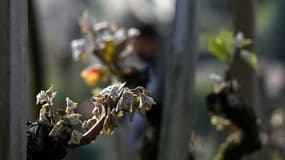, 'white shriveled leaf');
91,102,106,121
128,28,140,37
68,130,83,145
210,73,223,84
99,82,126,100
103,109,117,135
66,97,78,110
63,113,82,126
113,28,127,44
82,117,97,130
139,95,156,113
36,85,57,106
116,90,136,113
71,39,87,61
36,90,47,105
49,120,65,137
